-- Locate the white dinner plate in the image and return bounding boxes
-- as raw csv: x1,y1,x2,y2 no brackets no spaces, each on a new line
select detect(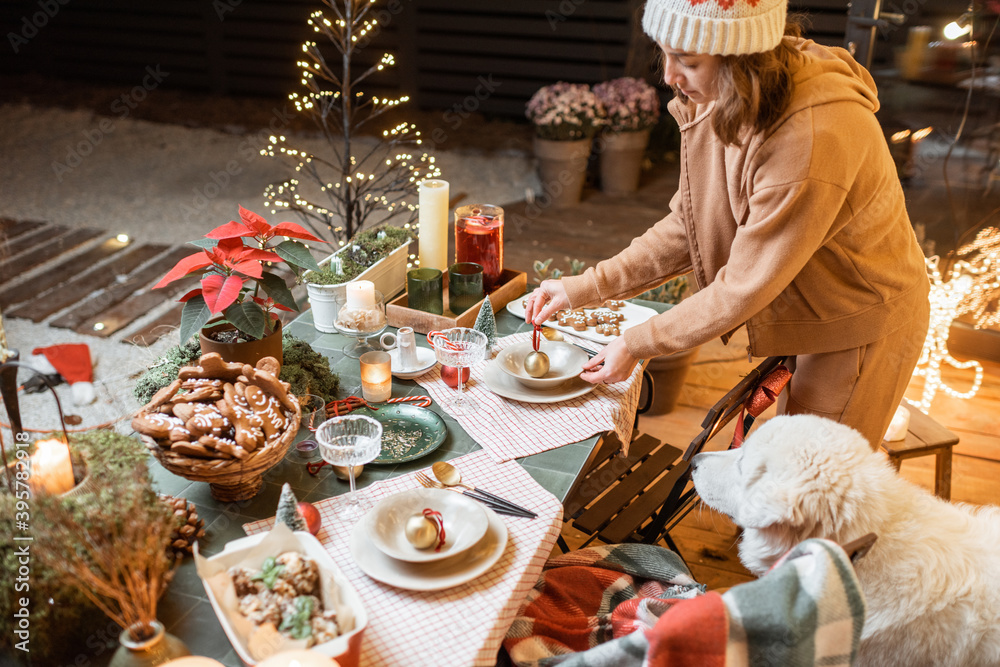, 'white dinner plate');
363,488,489,563
483,360,597,404
350,503,508,591
505,296,658,345
387,346,437,379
